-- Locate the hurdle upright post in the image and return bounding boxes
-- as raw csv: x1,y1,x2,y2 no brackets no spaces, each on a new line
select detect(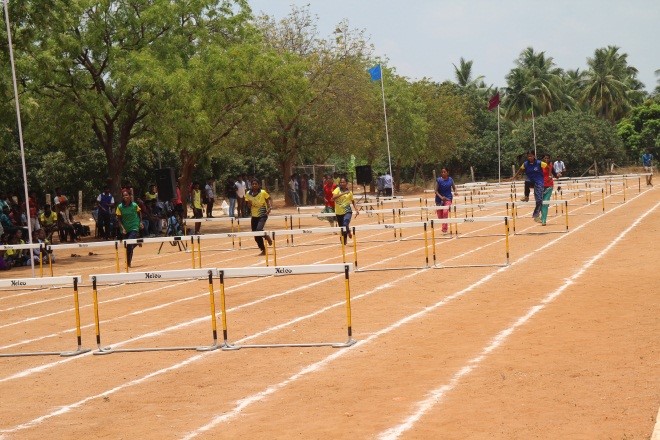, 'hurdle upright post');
430,220,437,267
338,264,357,347
66,276,91,356
271,232,278,265
218,270,237,350
352,227,358,269
196,270,220,351
564,201,569,231
504,217,510,265
91,276,111,354
197,236,202,267
190,236,196,268
423,222,429,268
115,241,120,273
